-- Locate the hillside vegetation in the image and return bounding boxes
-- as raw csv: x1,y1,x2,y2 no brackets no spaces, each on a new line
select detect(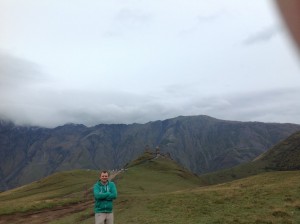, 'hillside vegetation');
116,152,205,195
0,169,99,217
1,151,300,223
115,171,300,224
200,131,300,185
